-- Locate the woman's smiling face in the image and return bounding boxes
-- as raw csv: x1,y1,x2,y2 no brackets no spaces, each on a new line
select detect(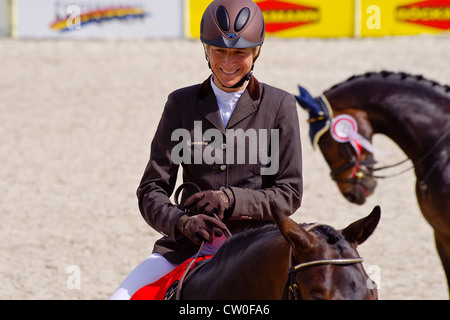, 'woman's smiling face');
206,45,259,92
